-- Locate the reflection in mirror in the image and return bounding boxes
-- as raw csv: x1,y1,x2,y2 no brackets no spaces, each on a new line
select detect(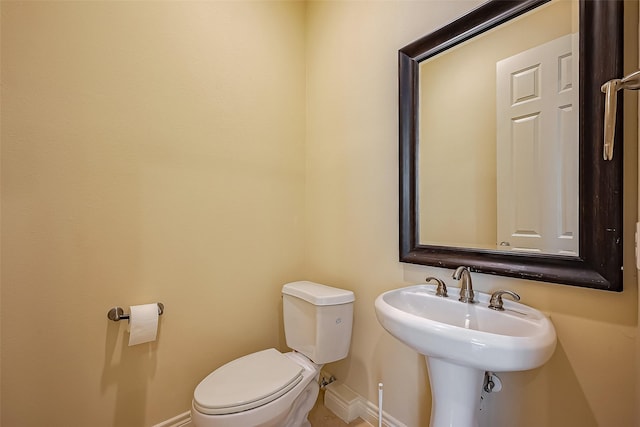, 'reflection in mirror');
399,0,624,290
418,0,579,256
